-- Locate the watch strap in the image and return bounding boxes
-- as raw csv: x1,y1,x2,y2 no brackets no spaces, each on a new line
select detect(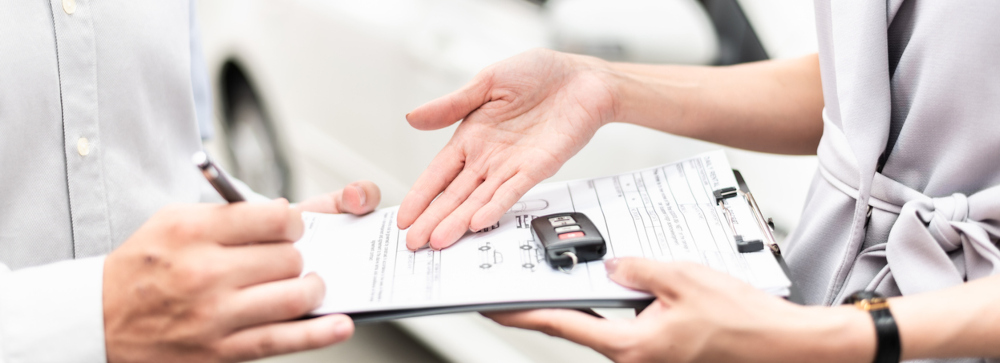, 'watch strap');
870,306,900,363
843,291,901,363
